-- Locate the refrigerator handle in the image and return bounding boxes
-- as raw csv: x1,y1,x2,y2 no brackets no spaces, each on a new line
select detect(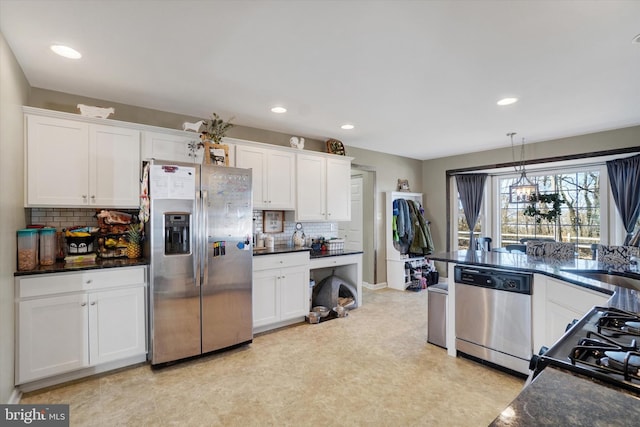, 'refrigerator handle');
201,189,209,287
194,190,201,288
